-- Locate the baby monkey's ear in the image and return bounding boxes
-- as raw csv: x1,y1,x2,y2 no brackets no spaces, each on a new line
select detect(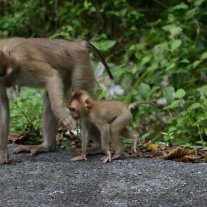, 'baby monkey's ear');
82,95,94,108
